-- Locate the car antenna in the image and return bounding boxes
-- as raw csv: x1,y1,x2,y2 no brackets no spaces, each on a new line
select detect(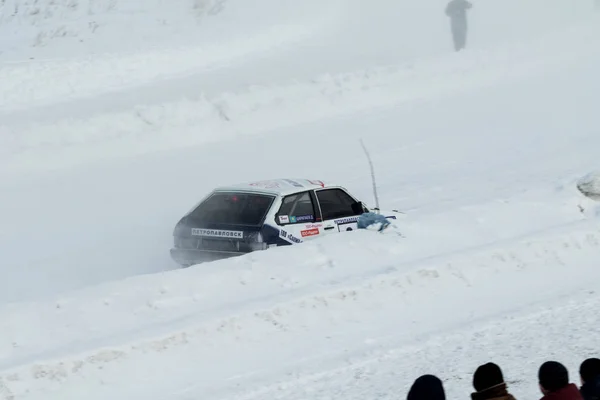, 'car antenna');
359,138,380,213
